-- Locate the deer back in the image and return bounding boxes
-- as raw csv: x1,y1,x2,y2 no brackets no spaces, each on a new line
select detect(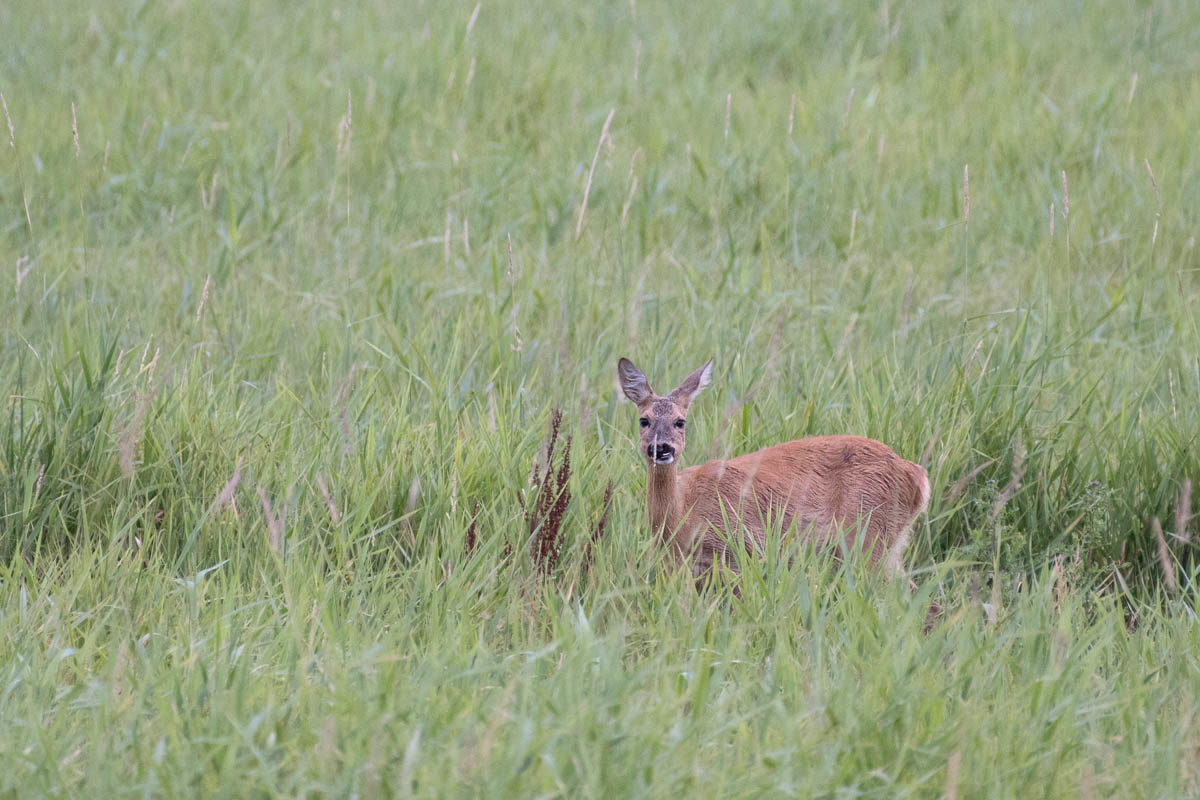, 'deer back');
677,434,929,568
